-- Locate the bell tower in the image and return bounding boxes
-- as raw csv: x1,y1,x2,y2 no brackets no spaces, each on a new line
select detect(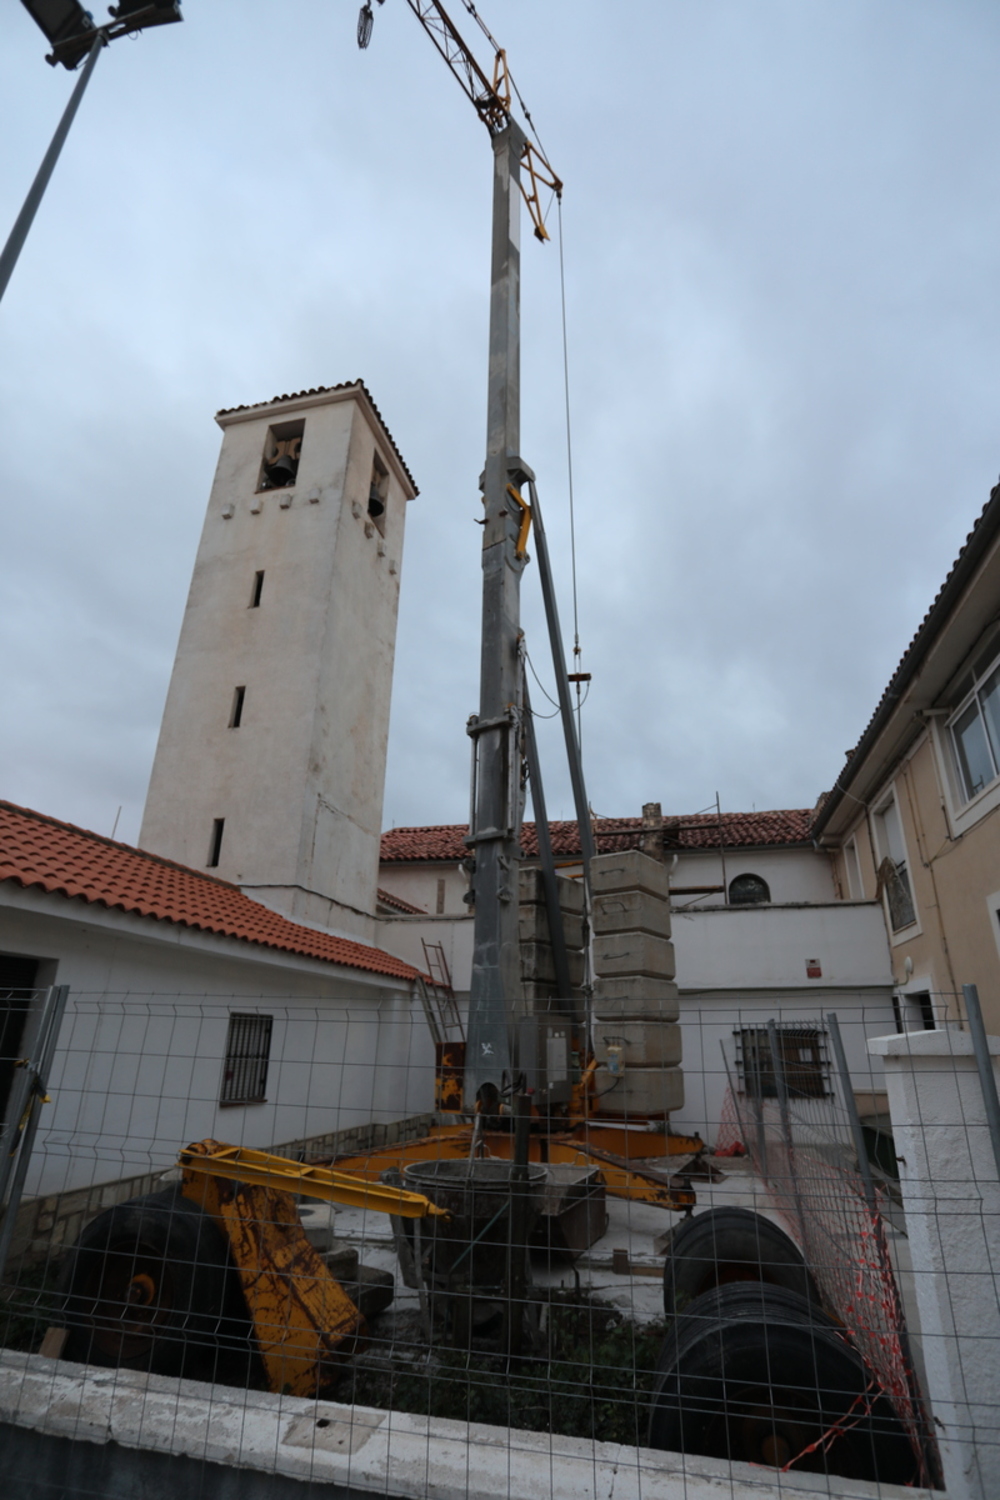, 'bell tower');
139,382,417,943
